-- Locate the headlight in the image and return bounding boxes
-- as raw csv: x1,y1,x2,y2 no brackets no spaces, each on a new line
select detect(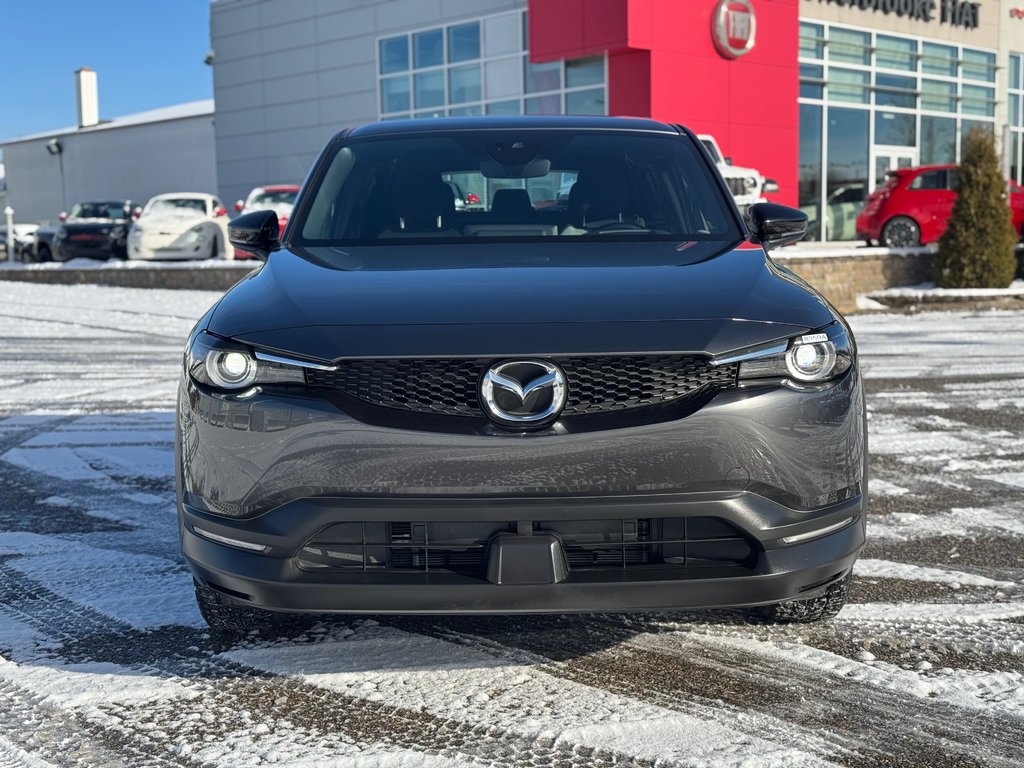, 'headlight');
743,177,758,191
717,323,854,386
186,331,305,391
786,340,838,382
110,226,126,239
